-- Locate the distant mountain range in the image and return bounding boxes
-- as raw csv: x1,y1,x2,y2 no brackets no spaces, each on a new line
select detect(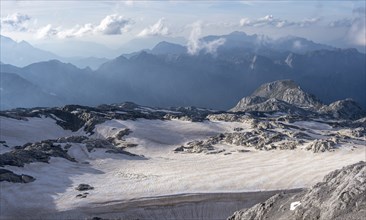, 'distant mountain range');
1,32,365,111
0,35,108,70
